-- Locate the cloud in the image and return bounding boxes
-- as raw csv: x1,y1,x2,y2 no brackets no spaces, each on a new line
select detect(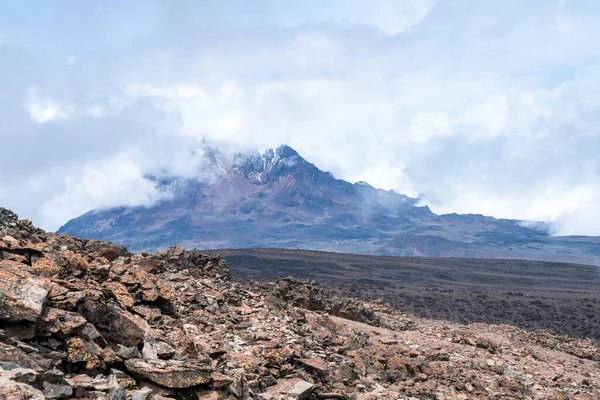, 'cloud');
0,0,600,236
41,154,172,229
25,88,72,123
356,163,417,198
